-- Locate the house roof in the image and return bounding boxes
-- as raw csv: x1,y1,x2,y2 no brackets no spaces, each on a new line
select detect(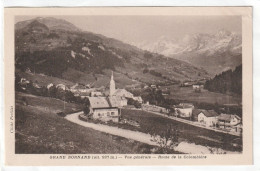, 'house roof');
200,110,219,117
89,96,123,109
193,109,218,117
218,114,241,121
89,97,110,109
192,109,203,116
133,96,143,101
